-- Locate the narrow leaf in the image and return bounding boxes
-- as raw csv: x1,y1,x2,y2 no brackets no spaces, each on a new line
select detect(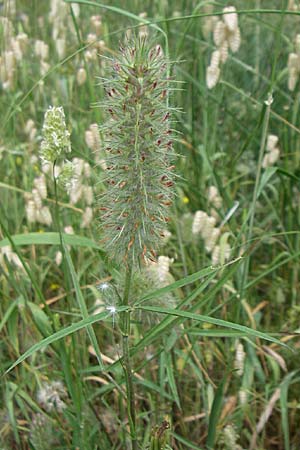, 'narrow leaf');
3,307,128,375
138,306,288,347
